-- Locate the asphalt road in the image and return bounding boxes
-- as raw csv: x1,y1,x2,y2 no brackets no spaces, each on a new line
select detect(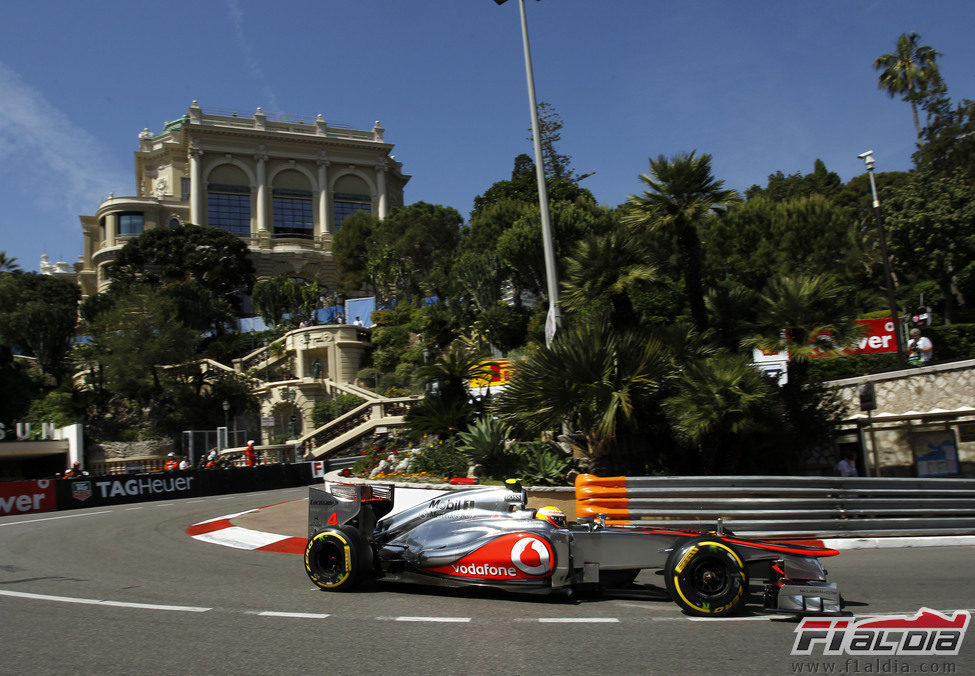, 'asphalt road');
2,487,974,675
